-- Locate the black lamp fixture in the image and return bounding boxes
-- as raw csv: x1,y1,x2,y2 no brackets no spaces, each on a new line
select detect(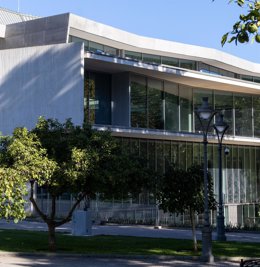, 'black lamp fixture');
196,96,216,263
214,113,229,241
